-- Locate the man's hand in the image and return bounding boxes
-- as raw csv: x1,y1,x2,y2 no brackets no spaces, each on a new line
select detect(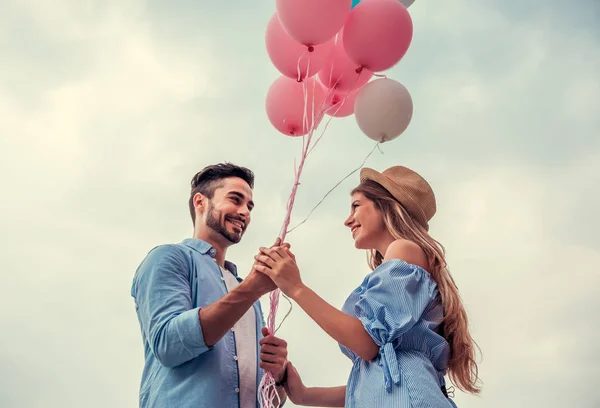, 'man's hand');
259,327,288,383
197,240,290,348
245,267,277,296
